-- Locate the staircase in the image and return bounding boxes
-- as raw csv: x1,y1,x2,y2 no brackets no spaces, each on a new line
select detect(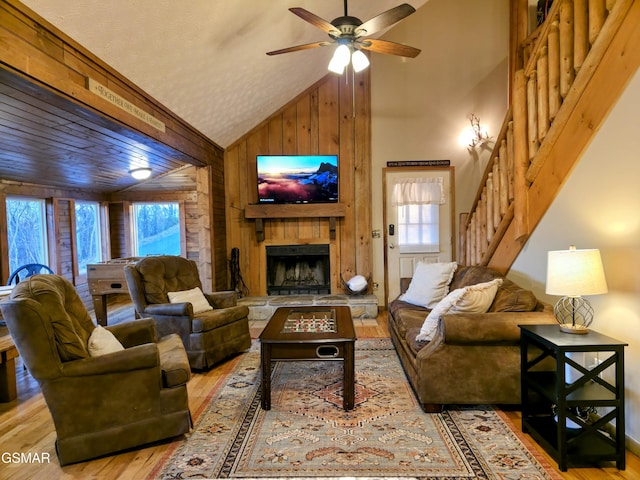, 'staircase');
459,0,640,273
